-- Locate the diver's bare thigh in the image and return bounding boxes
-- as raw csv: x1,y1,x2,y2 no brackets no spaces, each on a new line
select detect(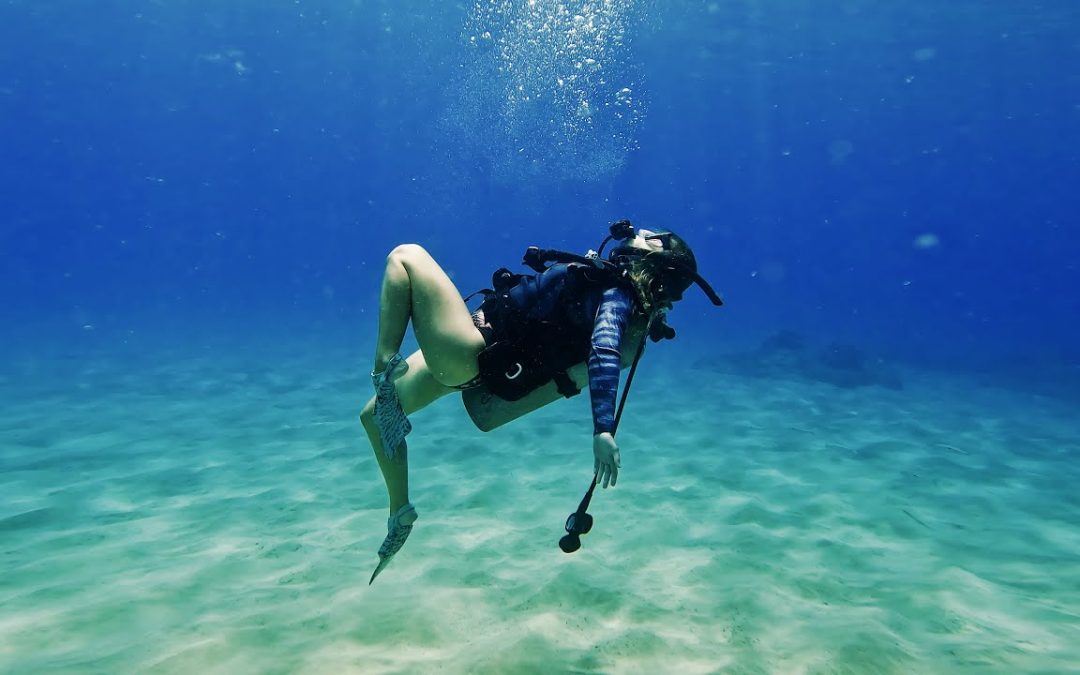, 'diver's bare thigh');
394,244,486,385
361,350,455,419
396,350,457,413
